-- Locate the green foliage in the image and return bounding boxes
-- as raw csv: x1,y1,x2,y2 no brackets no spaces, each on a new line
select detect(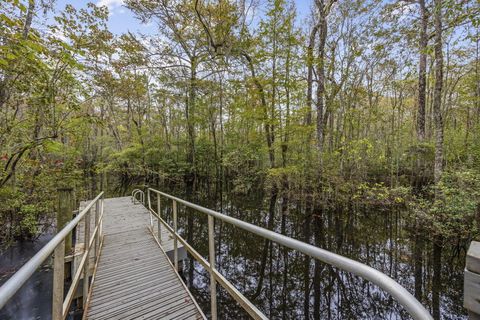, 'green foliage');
0,187,24,213
410,170,480,241
353,183,411,207
223,144,265,194
0,0,112,243
18,204,40,236
265,165,301,189
1,0,479,248
0,185,52,243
